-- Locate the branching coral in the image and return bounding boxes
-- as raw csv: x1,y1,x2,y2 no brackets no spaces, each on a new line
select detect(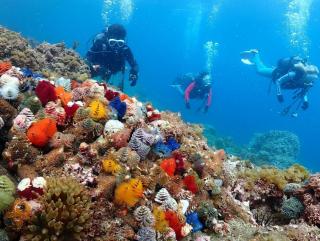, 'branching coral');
22,177,93,241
